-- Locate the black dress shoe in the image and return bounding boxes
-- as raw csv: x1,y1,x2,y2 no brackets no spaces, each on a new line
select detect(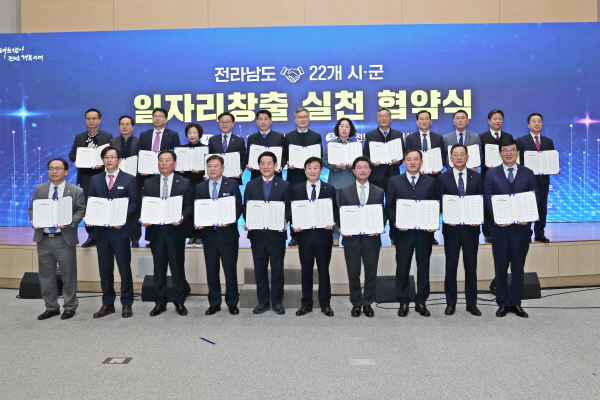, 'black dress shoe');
122,305,133,318
351,305,361,317
175,303,188,316
228,306,239,315
509,305,529,318
253,303,271,314
535,235,550,243
149,304,167,316
61,309,76,320
295,306,312,316
466,305,482,316
273,304,285,315
93,304,115,318
321,306,334,317
38,310,60,320
81,238,96,248
288,238,298,247
415,304,431,317
444,305,456,315
131,241,139,248
205,306,221,315
398,303,409,317
496,306,507,317
363,305,374,317
432,238,439,245
145,242,151,248
484,236,493,243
